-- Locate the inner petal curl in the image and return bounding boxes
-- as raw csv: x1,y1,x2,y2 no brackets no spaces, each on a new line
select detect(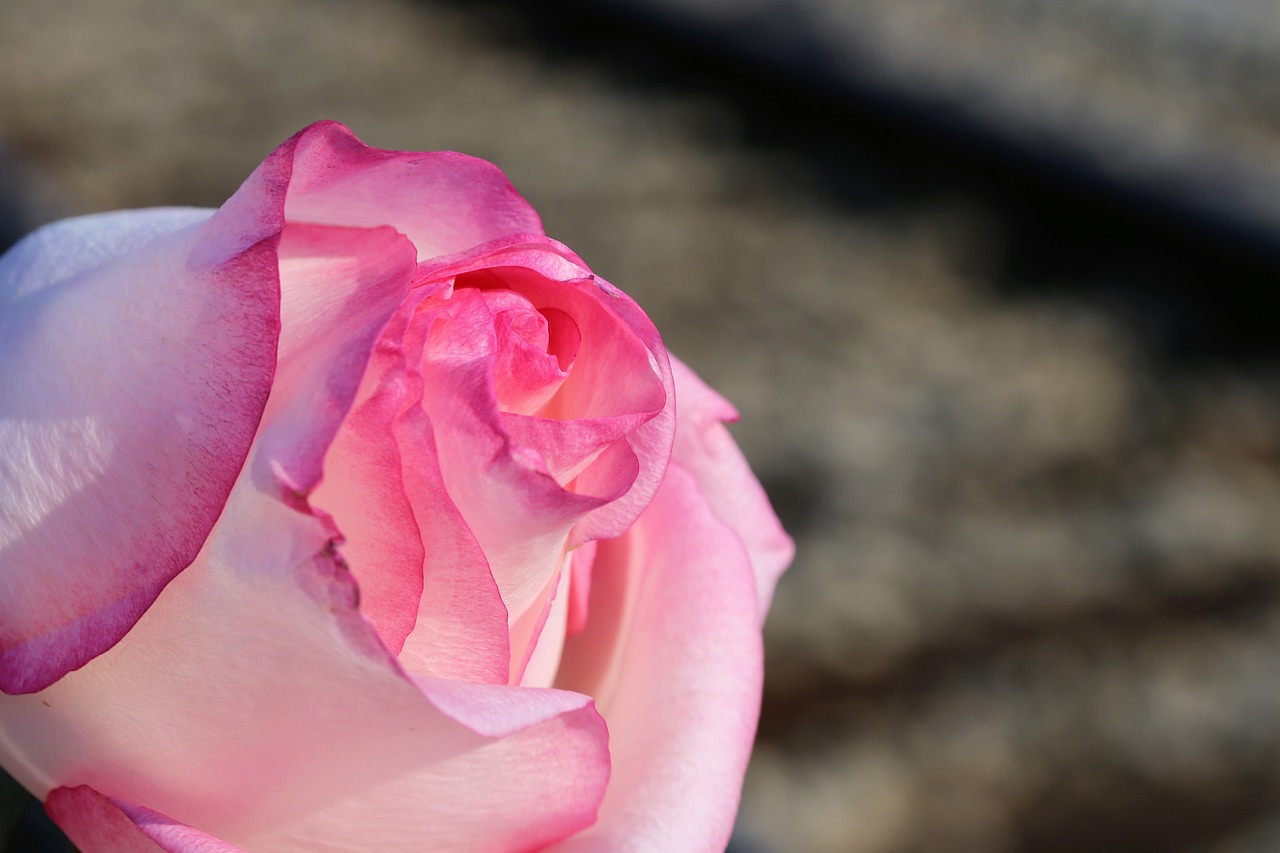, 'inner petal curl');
483,288,581,417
